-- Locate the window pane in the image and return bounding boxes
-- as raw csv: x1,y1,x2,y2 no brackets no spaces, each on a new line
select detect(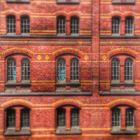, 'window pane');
21,108,30,127
71,17,79,34
124,59,133,81
125,17,133,35
21,58,30,81
57,58,66,81
7,16,16,34
112,17,120,35
70,58,79,80
57,108,66,127
7,58,16,81
6,109,15,128
21,16,30,34
111,58,120,80
126,108,134,127
57,16,66,34
71,108,79,127
112,108,120,127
